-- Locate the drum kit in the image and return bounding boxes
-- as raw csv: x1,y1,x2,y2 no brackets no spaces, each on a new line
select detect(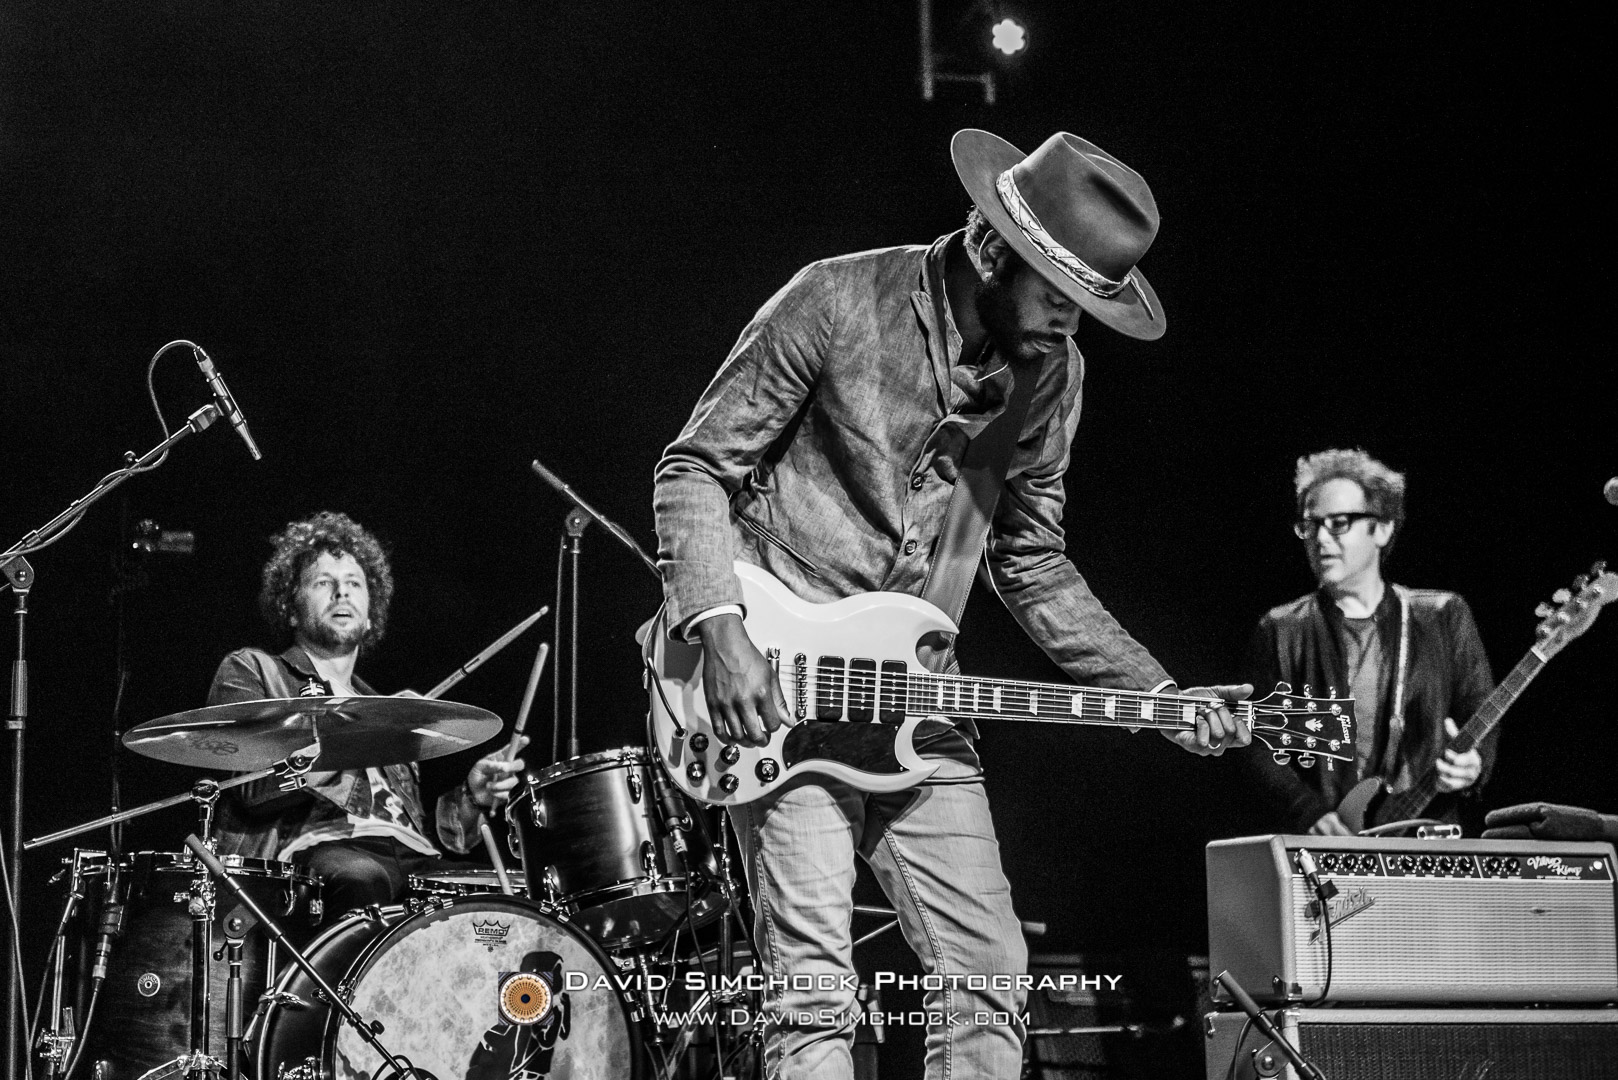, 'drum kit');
27,695,760,1080
14,460,776,1080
